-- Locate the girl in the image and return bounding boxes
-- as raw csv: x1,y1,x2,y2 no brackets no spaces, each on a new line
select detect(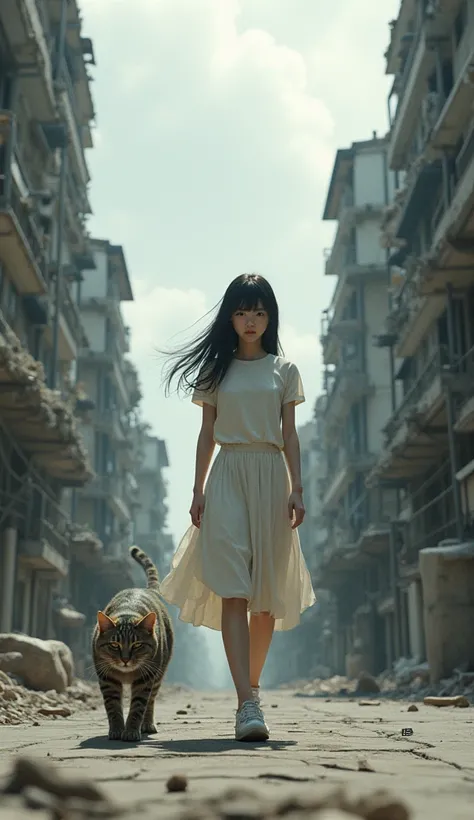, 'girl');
160,274,315,741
